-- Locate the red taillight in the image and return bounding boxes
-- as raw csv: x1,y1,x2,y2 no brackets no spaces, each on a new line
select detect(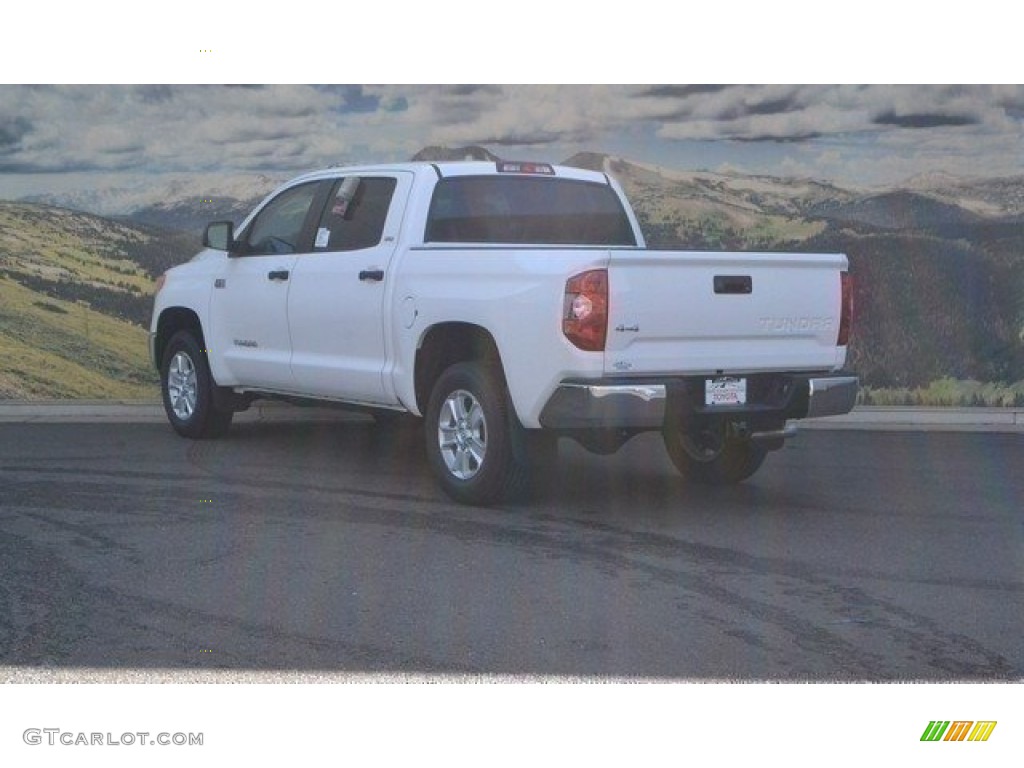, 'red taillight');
563,269,608,352
838,272,853,346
